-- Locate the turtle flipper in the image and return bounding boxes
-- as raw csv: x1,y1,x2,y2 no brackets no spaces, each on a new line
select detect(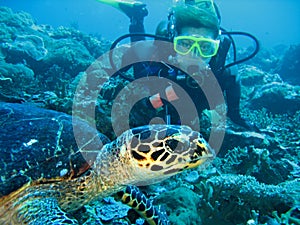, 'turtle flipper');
15,197,78,225
115,186,170,225
95,0,148,19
